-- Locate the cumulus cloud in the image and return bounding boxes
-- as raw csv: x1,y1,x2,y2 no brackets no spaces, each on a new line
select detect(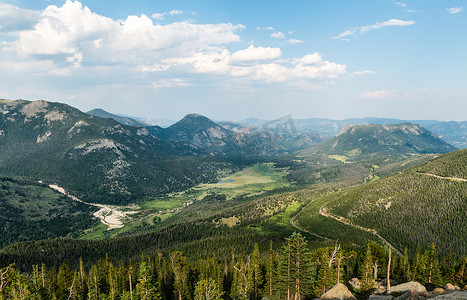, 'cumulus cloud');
159,49,346,83
152,9,183,20
11,0,244,61
332,19,415,40
447,7,463,14
1,0,348,90
270,32,286,39
359,89,396,99
0,3,41,33
230,45,282,63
